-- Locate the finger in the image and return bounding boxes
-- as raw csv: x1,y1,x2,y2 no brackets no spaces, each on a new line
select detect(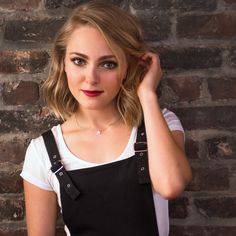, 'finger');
141,52,160,68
